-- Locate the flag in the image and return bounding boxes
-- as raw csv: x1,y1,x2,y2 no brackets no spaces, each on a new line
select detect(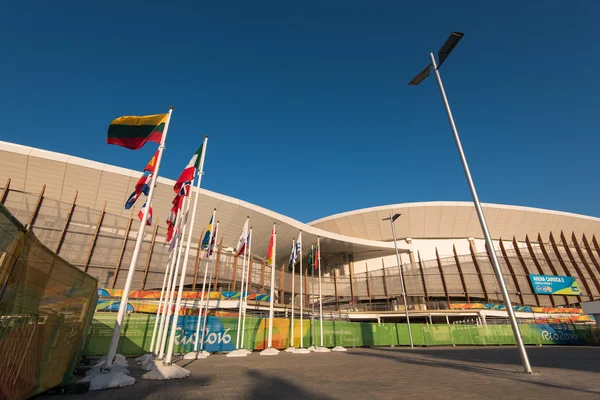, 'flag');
135,173,153,196
235,219,249,256
174,144,204,194
266,226,275,265
138,202,152,226
315,245,319,270
107,113,167,150
201,216,213,249
168,226,179,252
144,150,159,173
208,225,219,257
288,240,297,271
124,190,141,210
178,180,191,197
308,247,314,270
